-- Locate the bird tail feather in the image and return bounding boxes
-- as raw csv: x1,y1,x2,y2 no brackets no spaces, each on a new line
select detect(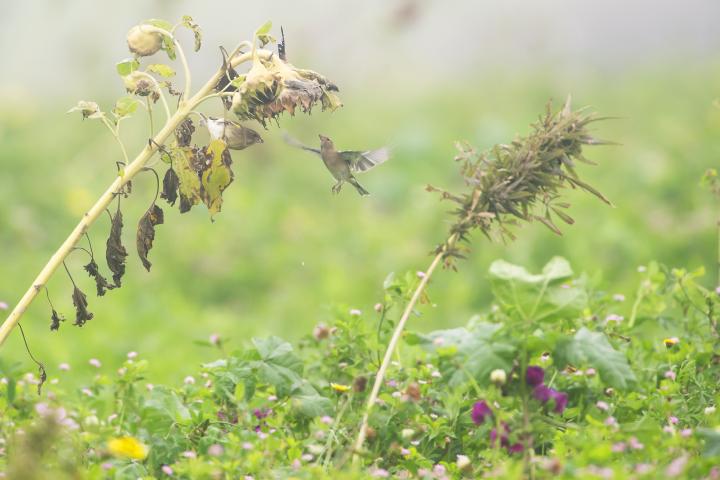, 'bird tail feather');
349,177,370,196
